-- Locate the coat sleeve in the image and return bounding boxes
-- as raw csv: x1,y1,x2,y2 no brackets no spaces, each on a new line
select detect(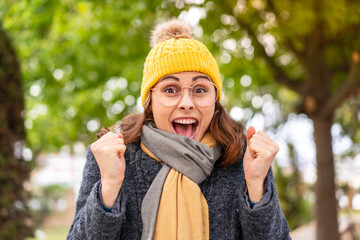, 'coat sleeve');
239,168,291,240
66,146,126,240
